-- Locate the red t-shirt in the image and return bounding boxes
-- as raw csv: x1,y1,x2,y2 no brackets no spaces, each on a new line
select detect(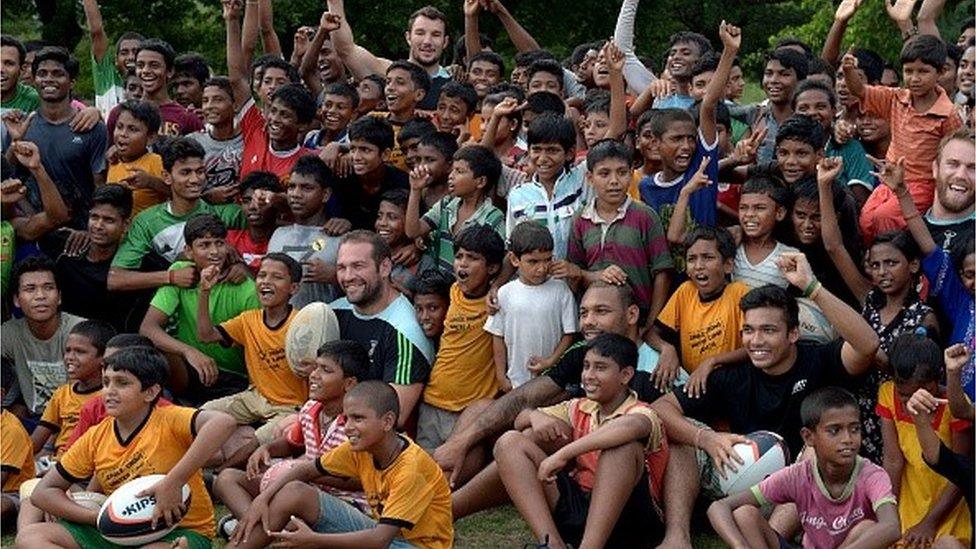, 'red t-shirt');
63,395,172,451
227,229,269,274
107,101,203,143
239,100,318,184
